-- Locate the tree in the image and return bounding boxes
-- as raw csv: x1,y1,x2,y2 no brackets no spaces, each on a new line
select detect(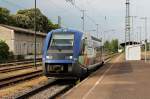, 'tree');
110,39,118,53
0,7,59,33
11,14,30,28
104,40,111,52
15,8,49,32
0,40,9,61
15,8,59,32
104,39,118,53
48,19,59,31
0,7,10,24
